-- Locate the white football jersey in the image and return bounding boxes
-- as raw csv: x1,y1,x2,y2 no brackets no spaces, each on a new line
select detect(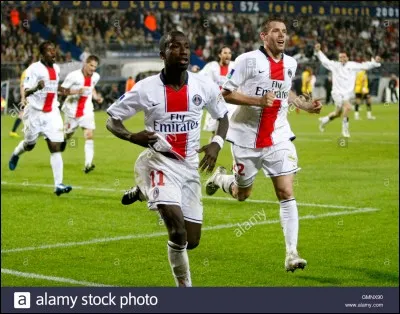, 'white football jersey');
223,47,297,148
200,60,237,113
107,71,228,166
23,61,60,112
200,60,235,88
61,69,100,118
316,51,381,95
